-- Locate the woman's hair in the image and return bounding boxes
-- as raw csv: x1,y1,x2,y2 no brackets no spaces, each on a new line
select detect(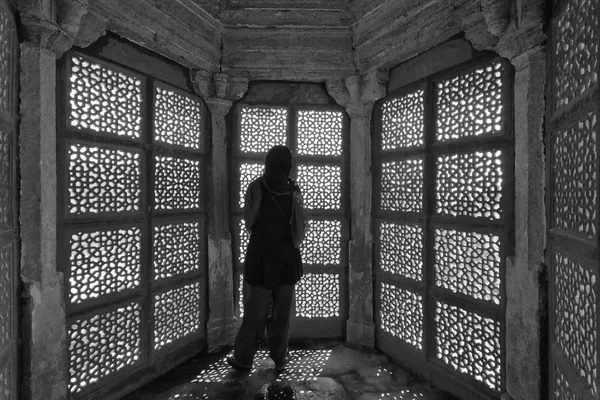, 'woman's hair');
265,145,294,178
